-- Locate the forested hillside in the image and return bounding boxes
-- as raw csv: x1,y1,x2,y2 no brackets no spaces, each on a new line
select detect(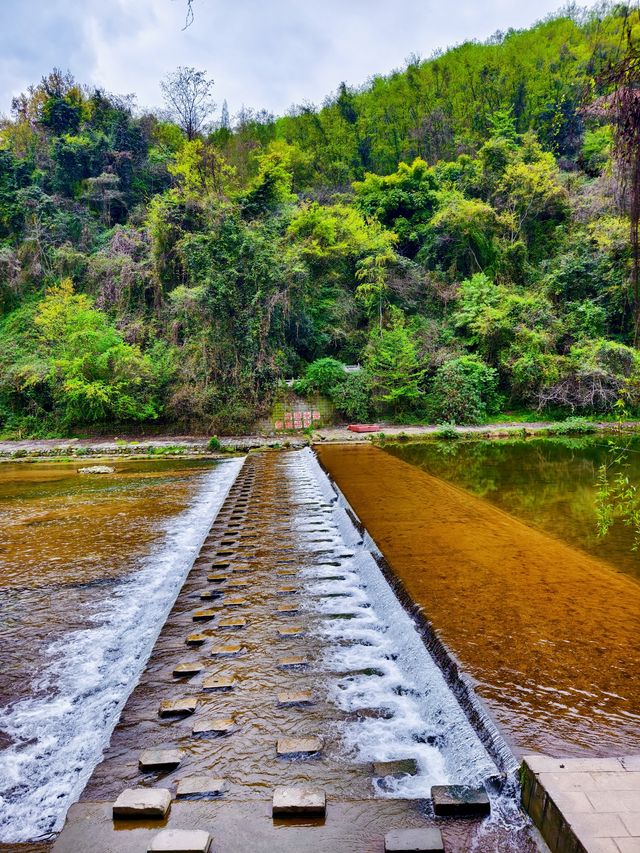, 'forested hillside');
0,5,639,435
